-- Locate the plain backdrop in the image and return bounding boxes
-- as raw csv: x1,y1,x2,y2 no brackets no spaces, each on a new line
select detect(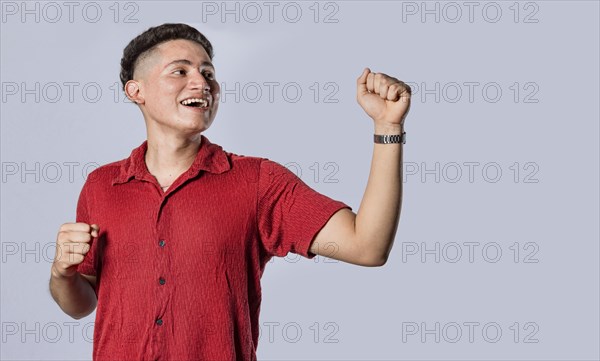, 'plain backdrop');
1,1,598,360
